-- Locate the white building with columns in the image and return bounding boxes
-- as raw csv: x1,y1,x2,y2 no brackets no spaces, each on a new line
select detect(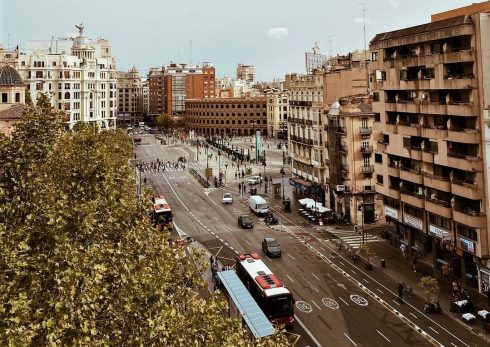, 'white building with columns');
17,25,118,129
